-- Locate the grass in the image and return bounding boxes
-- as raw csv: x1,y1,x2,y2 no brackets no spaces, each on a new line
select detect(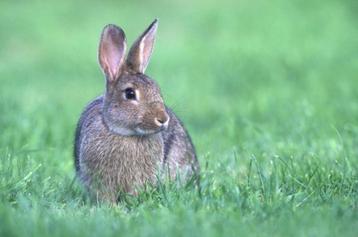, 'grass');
0,0,358,236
